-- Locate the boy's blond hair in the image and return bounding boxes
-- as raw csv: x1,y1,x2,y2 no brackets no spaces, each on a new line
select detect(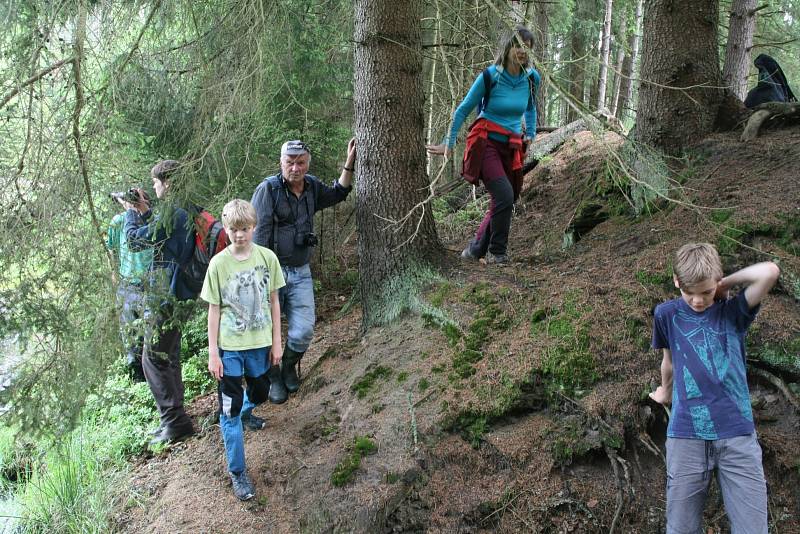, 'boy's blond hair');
221,199,257,229
673,242,723,287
